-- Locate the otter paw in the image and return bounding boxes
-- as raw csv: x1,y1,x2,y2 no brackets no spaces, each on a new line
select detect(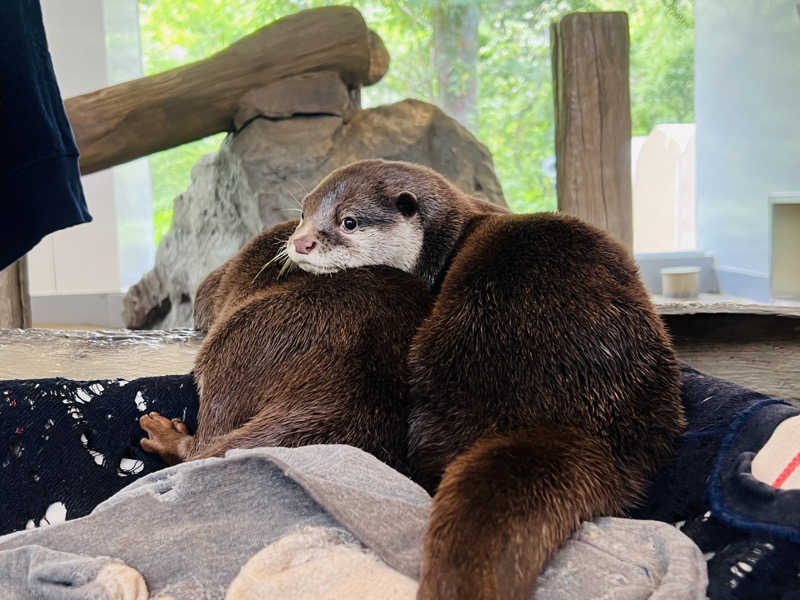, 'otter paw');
170,417,189,434
139,412,194,465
